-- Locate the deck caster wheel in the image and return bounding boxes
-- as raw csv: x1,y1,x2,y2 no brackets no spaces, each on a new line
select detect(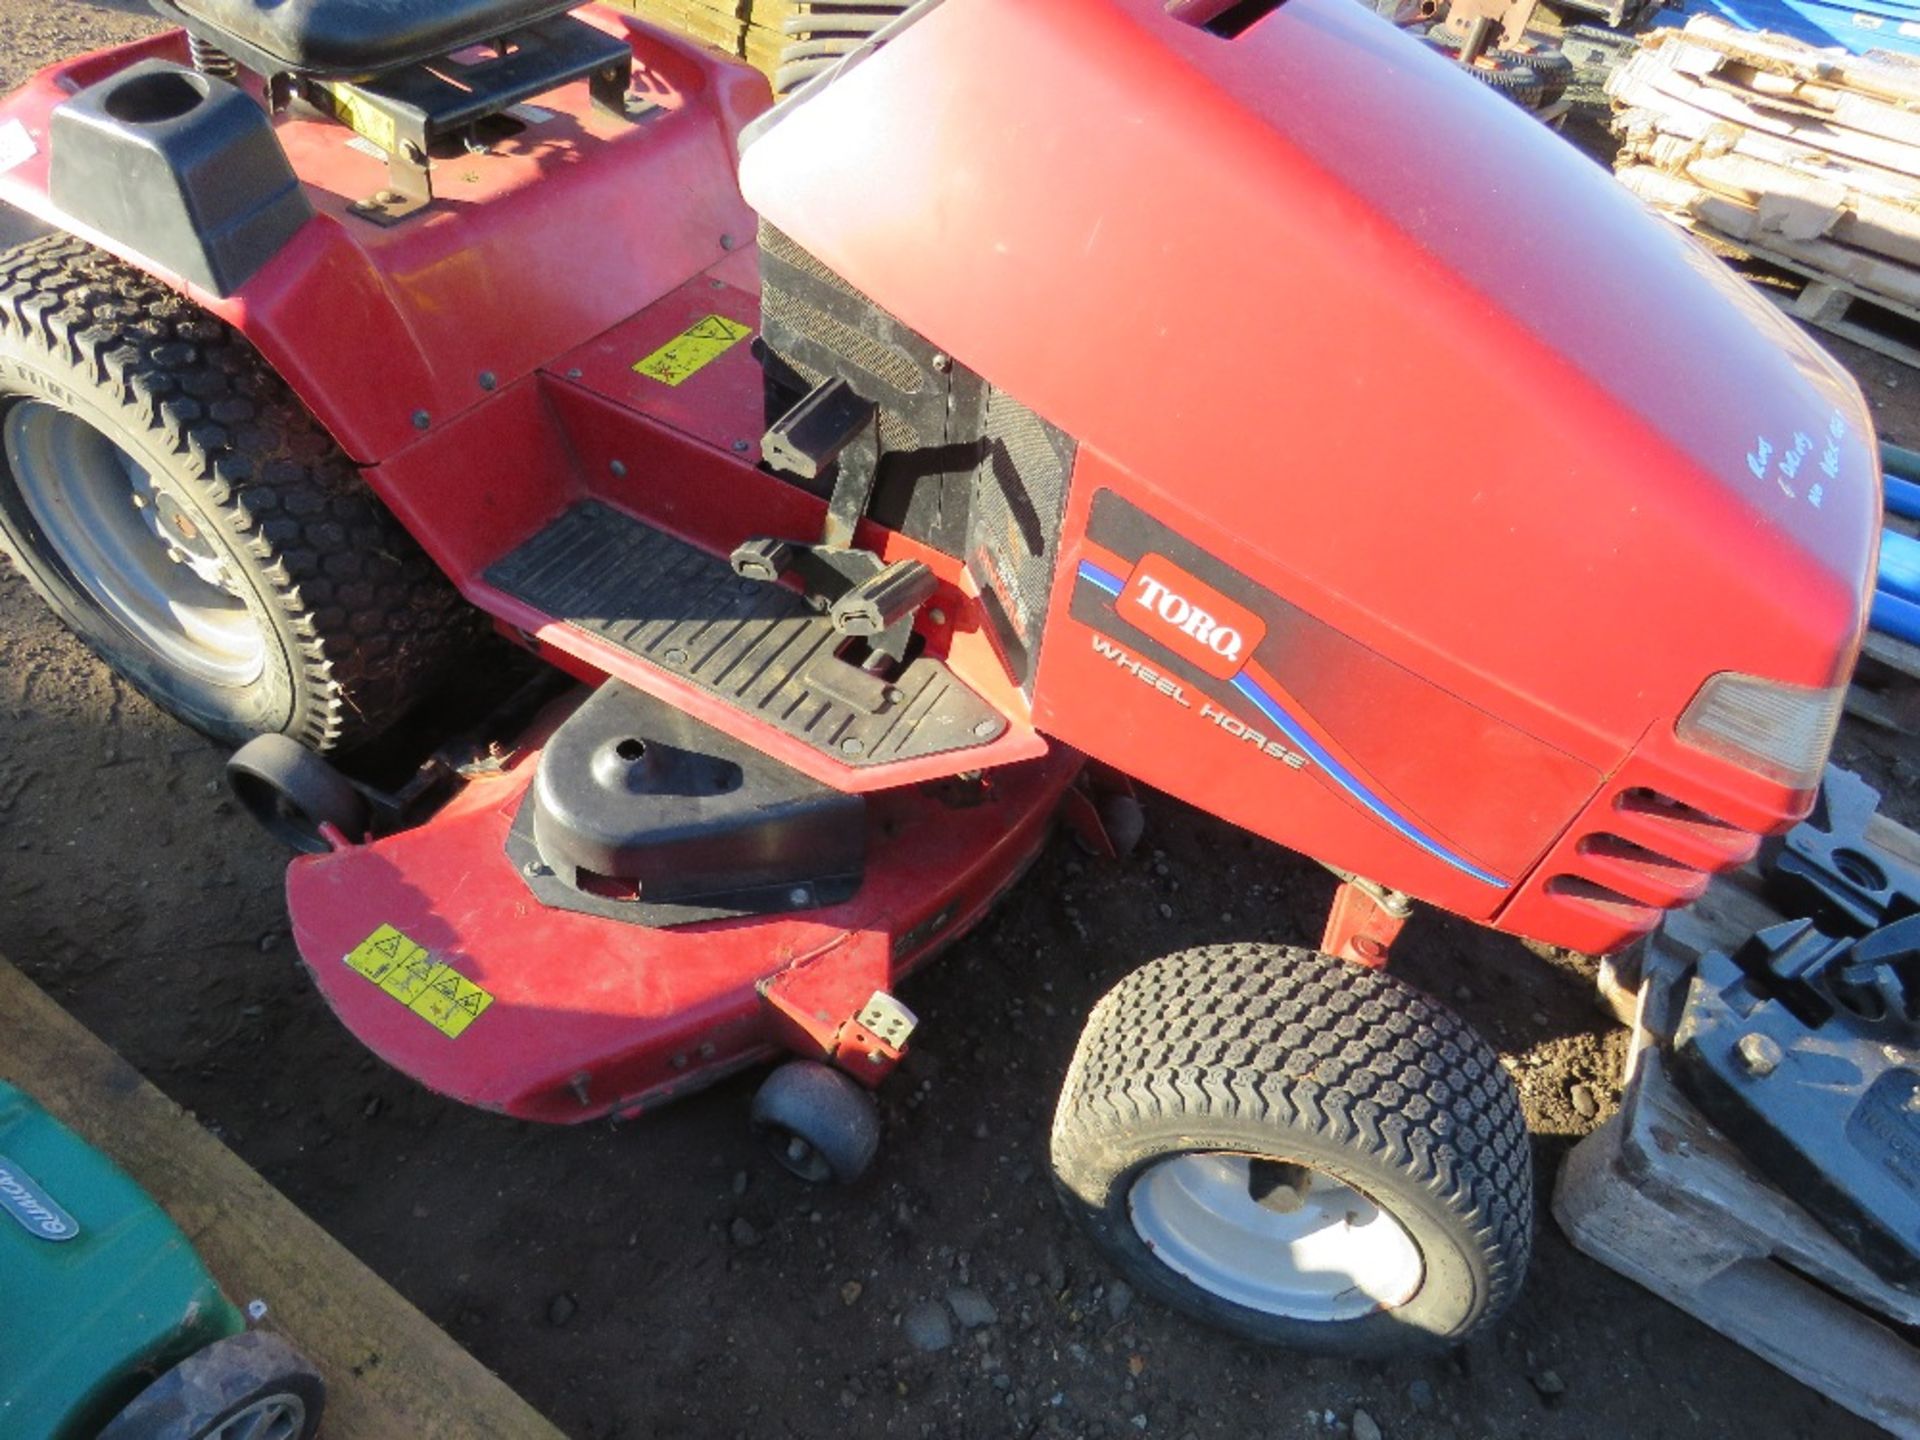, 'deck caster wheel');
97,1330,325,1440
751,1060,881,1184
227,733,370,854
1050,945,1532,1357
